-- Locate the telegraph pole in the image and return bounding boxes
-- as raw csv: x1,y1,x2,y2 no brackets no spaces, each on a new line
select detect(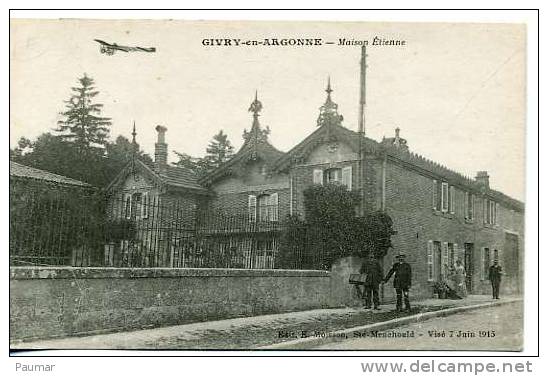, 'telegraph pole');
358,46,367,216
